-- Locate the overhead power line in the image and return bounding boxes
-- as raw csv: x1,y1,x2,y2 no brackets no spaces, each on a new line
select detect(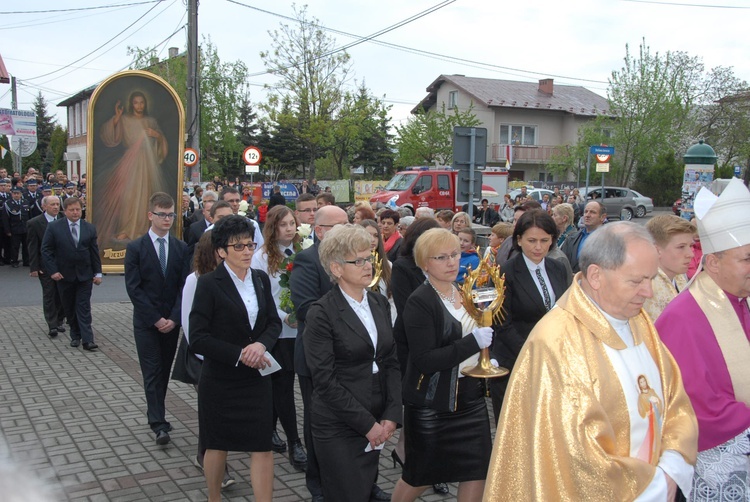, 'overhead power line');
227,0,608,85
0,1,163,15
621,0,750,8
